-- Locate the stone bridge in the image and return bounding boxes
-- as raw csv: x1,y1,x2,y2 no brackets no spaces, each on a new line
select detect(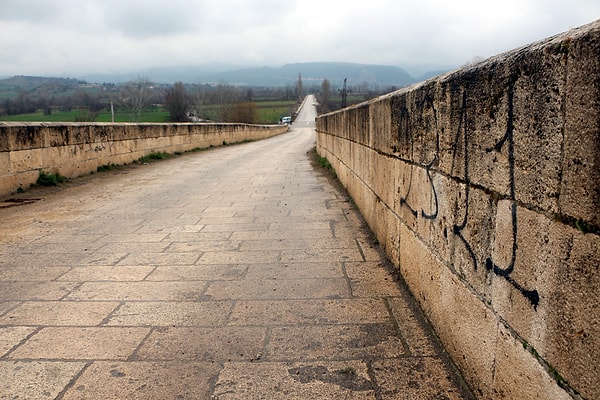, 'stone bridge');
0,20,598,400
